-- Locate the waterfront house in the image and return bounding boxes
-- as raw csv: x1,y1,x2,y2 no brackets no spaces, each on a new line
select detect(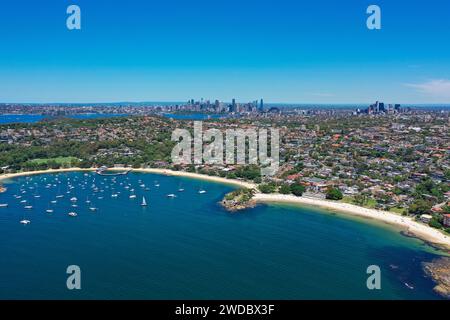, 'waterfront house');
420,214,433,224
444,214,450,228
